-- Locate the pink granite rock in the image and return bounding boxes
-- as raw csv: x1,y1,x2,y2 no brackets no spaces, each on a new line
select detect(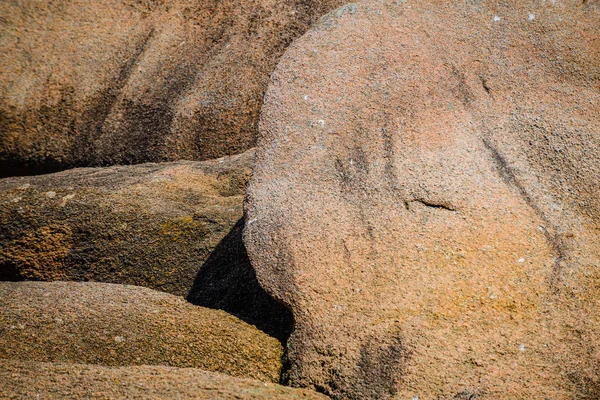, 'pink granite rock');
244,1,600,398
